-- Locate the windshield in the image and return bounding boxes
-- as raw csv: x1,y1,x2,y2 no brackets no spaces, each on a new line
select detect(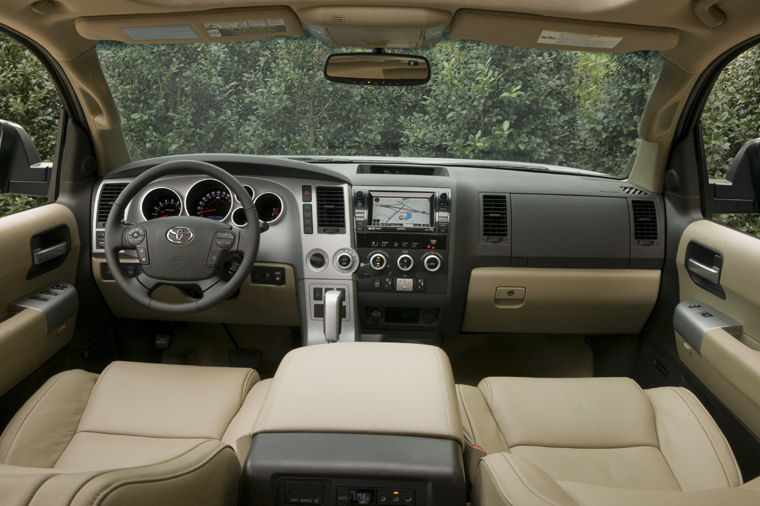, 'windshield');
97,37,661,177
